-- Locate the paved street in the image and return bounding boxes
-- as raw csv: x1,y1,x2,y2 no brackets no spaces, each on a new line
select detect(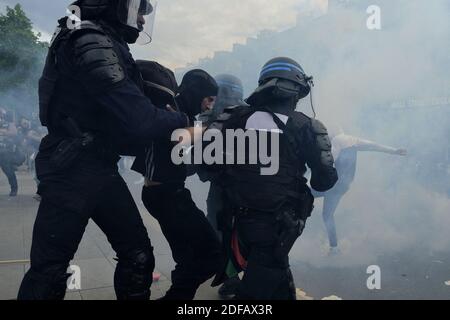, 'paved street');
0,170,220,300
